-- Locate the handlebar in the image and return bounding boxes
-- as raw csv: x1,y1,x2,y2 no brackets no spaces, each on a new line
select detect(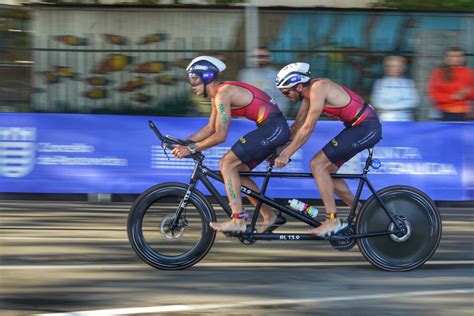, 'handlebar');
148,120,188,150
148,120,291,165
